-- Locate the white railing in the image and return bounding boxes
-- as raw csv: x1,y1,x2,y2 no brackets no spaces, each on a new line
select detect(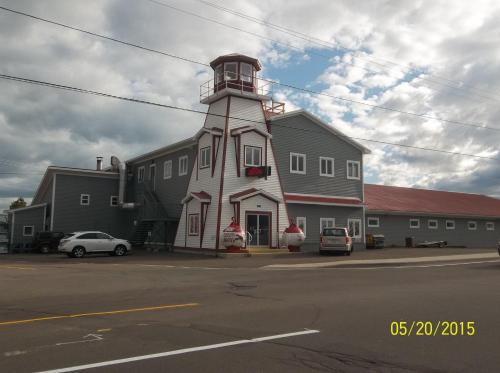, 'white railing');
200,76,273,102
